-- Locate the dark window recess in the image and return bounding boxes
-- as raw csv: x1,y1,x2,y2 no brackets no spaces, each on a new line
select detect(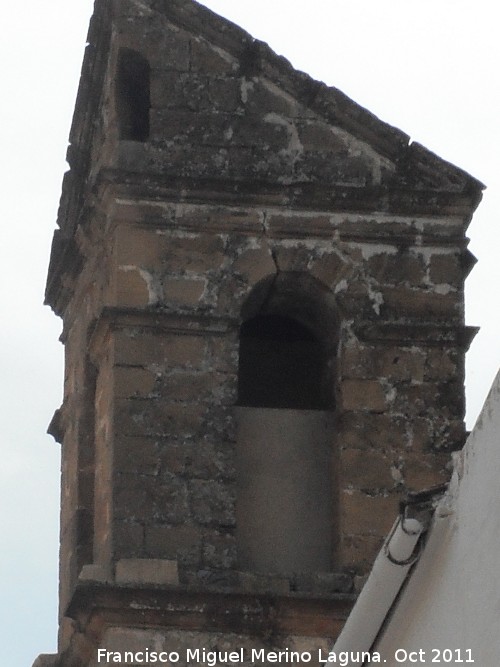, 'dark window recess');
116,48,151,141
238,314,330,409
